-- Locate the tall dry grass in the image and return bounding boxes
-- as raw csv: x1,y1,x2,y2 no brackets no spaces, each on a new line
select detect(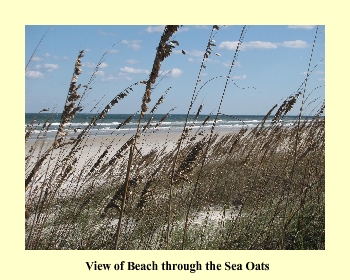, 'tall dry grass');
25,25,325,250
